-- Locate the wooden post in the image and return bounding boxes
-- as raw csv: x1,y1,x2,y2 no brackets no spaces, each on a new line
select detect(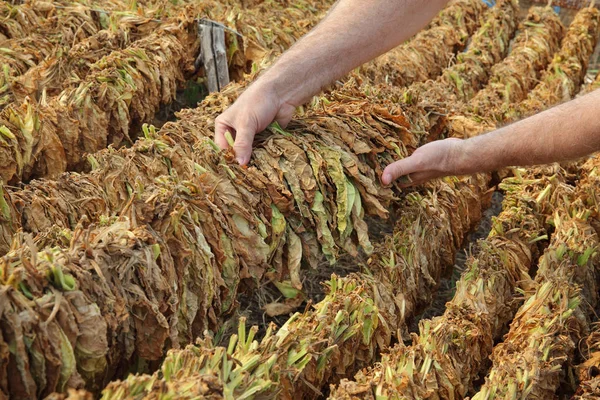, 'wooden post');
199,20,230,93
